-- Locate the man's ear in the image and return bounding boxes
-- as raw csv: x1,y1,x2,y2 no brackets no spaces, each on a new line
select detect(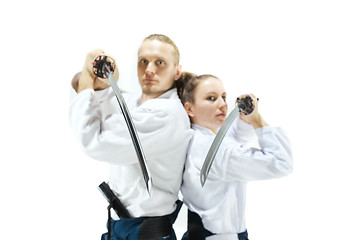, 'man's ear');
174,64,182,80
184,102,195,118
